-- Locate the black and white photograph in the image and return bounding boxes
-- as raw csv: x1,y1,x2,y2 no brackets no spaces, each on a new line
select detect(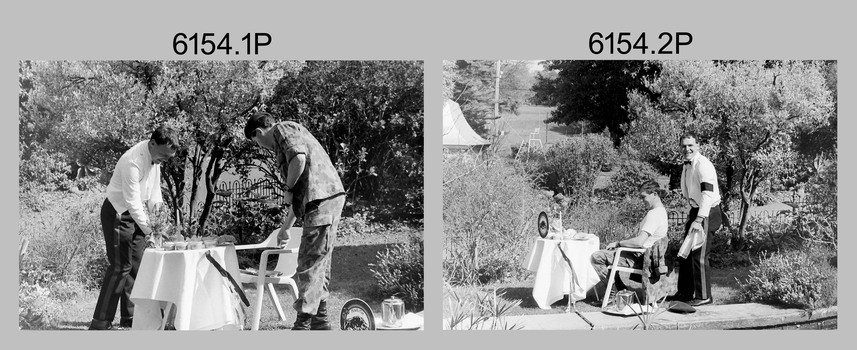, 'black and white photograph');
442,60,837,330
18,60,425,331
